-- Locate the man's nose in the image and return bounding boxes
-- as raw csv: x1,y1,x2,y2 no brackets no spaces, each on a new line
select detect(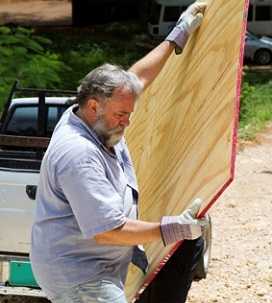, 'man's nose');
119,116,130,127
